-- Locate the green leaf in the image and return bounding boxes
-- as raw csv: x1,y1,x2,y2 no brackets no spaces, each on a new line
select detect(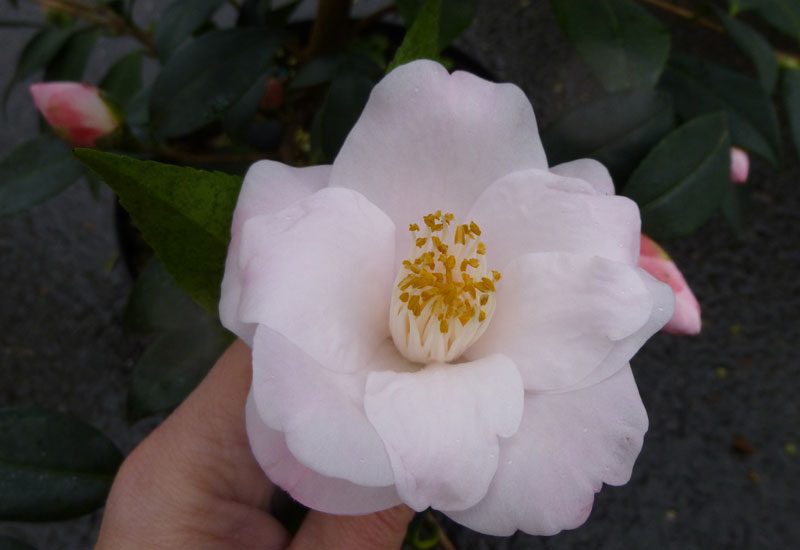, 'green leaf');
223,73,269,143
0,134,84,219
718,10,778,92
44,28,99,81
388,0,441,72
541,90,674,184
154,0,226,58
150,28,282,138
100,51,143,108
550,0,670,91
3,25,77,106
398,0,477,49
0,19,43,28
237,0,301,27
749,0,800,42
127,321,234,421
289,54,341,90
73,149,242,314
721,184,747,238
124,257,206,332
782,67,800,156
0,408,122,521
660,54,781,165
315,72,378,161
0,536,37,550
624,113,731,240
